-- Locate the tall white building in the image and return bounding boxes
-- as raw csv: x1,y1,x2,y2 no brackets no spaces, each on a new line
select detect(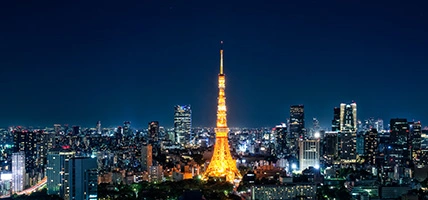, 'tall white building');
12,152,26,193
299,139,320,171
339,102,357,132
